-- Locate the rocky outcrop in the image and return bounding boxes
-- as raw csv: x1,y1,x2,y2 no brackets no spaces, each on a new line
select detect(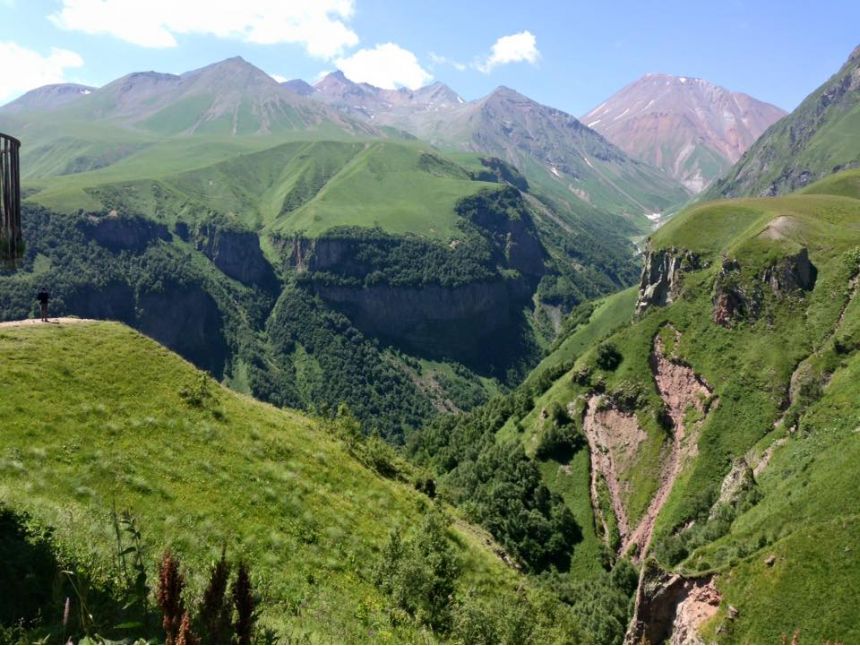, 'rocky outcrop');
709,458,756,519
713,249,816,327
761,247,817,295
194,223,277,289
636,248,700,315
626,561,721,645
